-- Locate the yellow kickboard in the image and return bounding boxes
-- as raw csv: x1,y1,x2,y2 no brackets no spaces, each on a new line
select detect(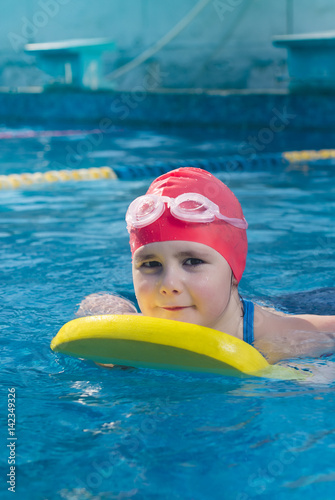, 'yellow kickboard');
50,315,304,380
